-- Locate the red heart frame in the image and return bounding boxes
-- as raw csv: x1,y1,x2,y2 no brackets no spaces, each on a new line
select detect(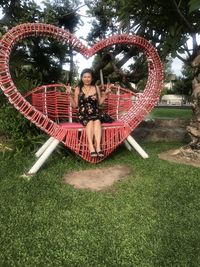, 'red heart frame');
0,23,163,162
